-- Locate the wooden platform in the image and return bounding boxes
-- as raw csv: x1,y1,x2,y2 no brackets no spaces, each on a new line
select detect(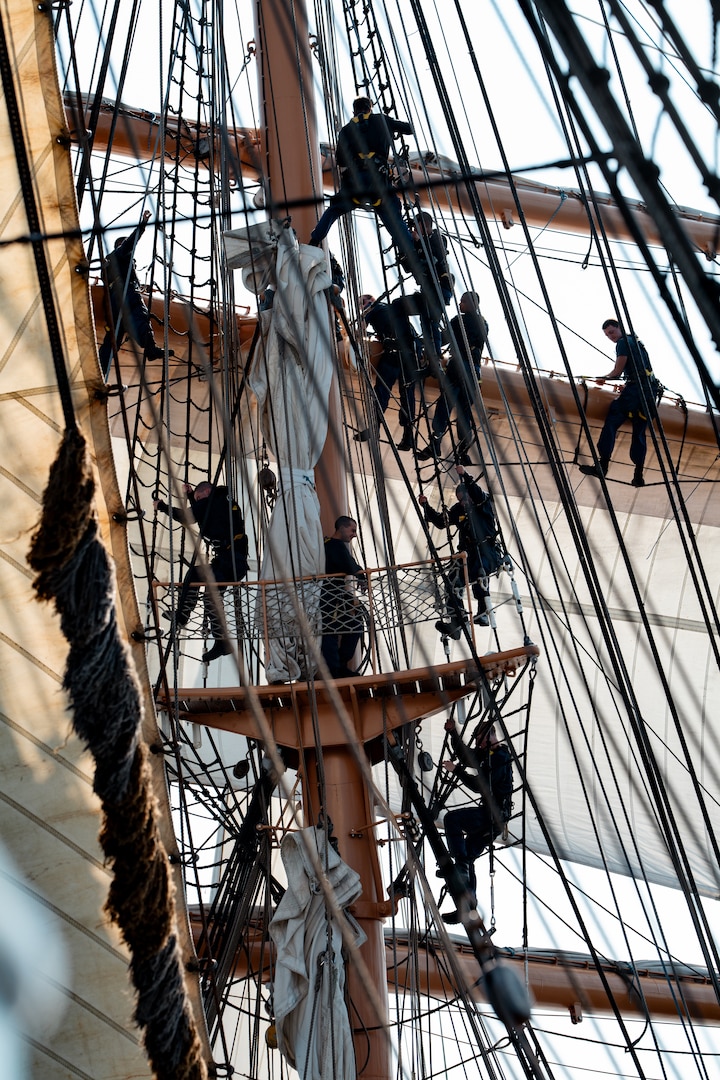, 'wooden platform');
156,645,540,750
